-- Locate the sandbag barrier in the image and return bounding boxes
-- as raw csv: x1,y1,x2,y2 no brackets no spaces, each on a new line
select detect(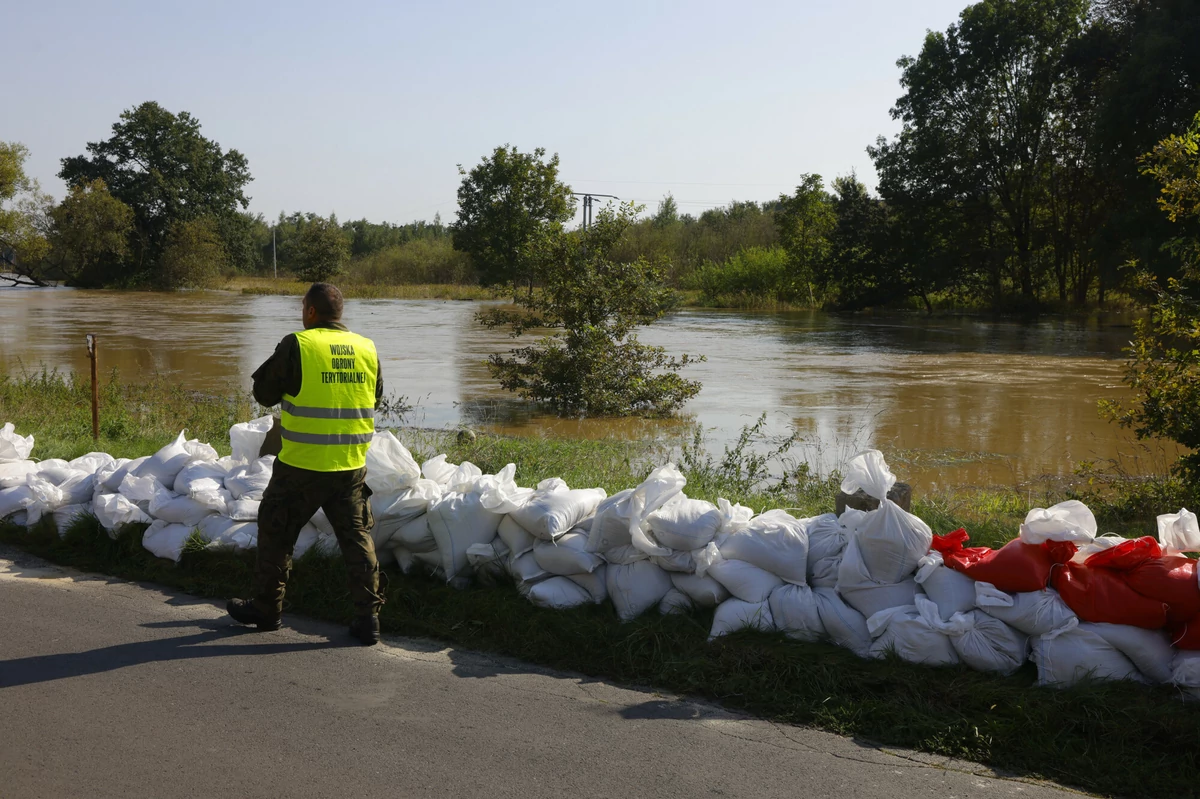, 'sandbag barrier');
4,419,1200,694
